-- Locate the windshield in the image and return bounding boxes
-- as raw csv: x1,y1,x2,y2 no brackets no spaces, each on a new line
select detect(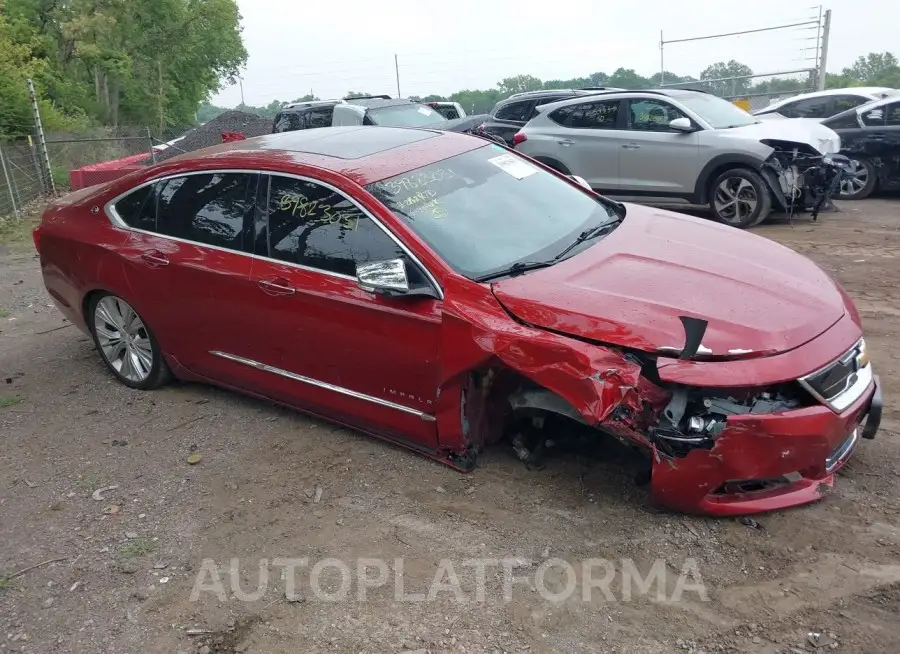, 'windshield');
368,104,446,127
677,93,759,129
366,145,619,280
